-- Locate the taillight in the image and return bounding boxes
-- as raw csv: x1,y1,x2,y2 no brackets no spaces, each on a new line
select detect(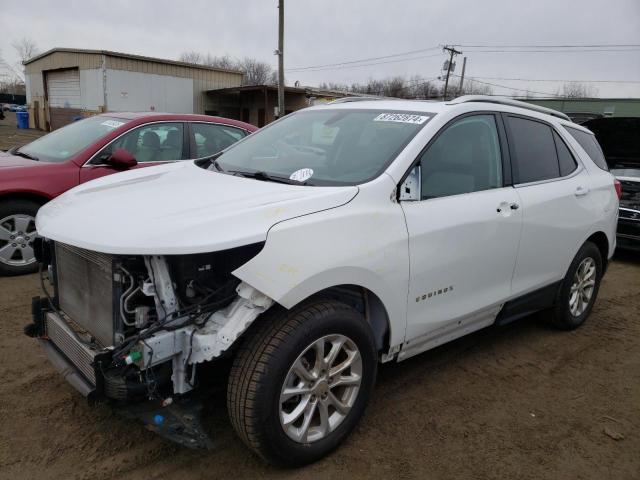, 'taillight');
614,178,622,200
